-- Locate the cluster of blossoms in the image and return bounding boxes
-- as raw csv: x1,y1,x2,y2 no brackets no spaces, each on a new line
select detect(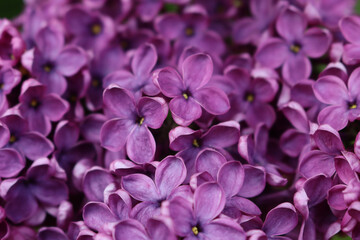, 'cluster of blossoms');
0,0,359,239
